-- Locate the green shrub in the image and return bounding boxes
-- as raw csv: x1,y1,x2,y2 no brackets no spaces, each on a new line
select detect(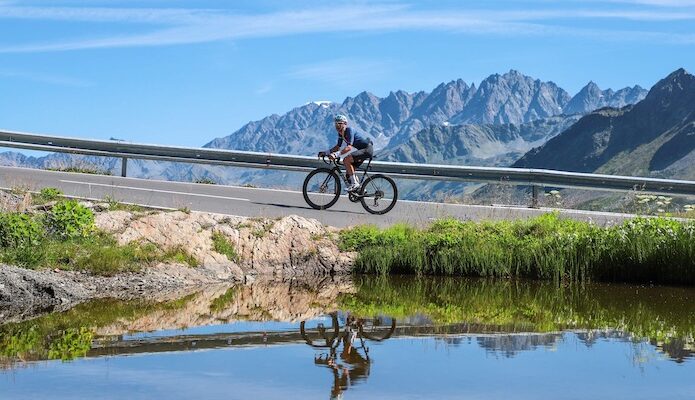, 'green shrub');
34,187,63,203
46,200,95,239
0,212,43,248
163,247,199,267
212,232,239,262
